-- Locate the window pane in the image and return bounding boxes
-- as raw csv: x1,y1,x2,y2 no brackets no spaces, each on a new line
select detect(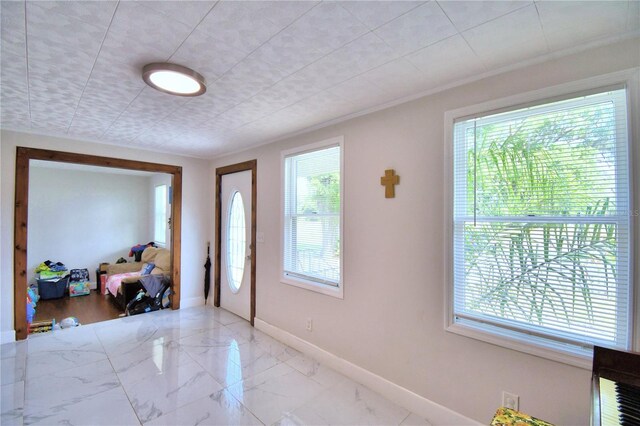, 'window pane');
289,215,340,284
457,221,623,344
154,185,167,244
465,94,624,217
226,191,246,292
284,145,341,286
